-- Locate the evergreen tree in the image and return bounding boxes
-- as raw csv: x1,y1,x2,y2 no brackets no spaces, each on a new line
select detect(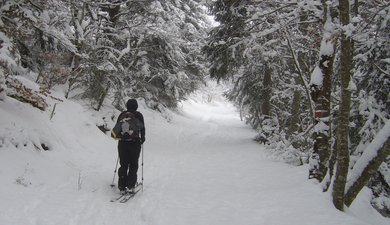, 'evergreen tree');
203,0,248,80
346,0,390,214
205,0,389,212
